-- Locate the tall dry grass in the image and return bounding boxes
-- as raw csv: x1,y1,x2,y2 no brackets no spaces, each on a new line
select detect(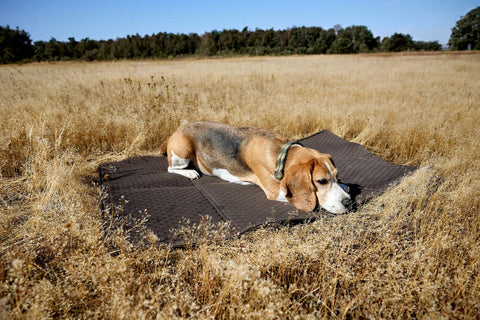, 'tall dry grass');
1,53,479,319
